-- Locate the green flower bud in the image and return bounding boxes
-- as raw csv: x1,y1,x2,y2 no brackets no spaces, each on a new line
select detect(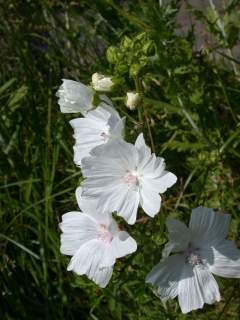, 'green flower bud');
122,36,133,50
143,40,155,56
129,64,142,77
106,46,118,64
